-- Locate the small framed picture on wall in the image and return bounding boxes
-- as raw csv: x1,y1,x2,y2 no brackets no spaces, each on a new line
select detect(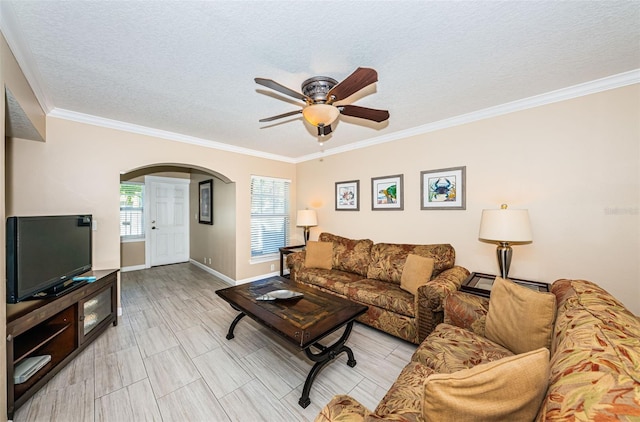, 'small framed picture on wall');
372,174,404,210
199,179,213,224
335,180,360,211
420,166,466,210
